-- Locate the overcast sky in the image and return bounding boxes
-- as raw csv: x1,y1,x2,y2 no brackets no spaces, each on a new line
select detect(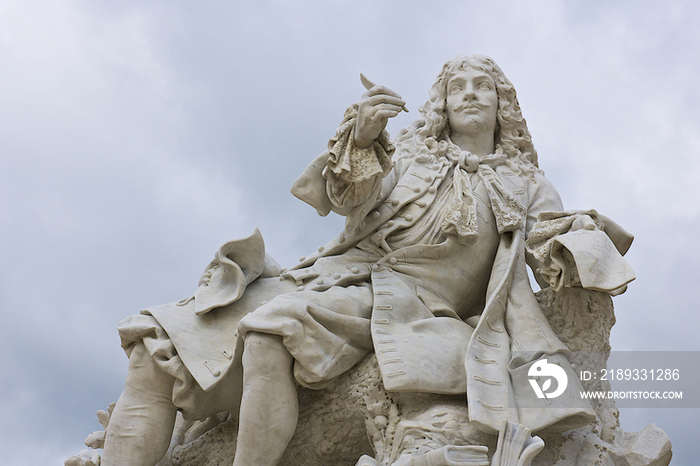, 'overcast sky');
1,1,698,465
